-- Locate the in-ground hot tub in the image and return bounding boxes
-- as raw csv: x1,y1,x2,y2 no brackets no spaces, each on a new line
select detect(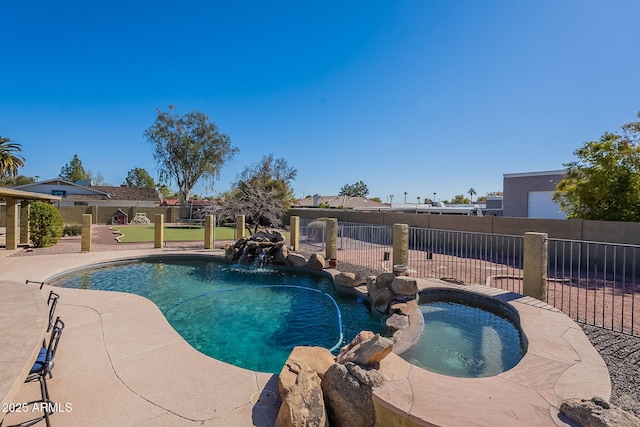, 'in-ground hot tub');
400,288,527,378
372,280,611,426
